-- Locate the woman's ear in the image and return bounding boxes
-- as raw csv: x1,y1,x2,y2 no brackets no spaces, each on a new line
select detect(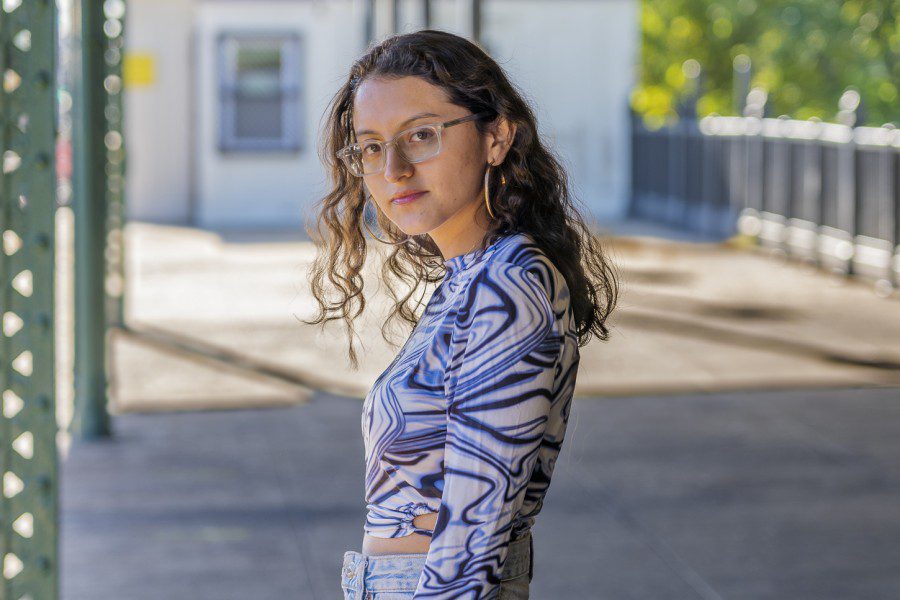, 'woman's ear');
485,116,517,165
